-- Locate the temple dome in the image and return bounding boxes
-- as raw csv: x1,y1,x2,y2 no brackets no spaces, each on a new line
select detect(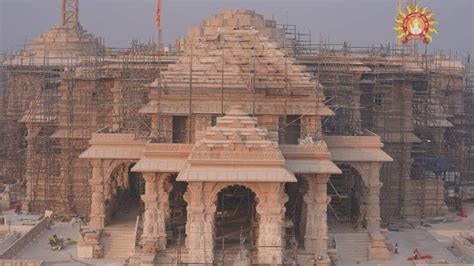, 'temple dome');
4,24,102,67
